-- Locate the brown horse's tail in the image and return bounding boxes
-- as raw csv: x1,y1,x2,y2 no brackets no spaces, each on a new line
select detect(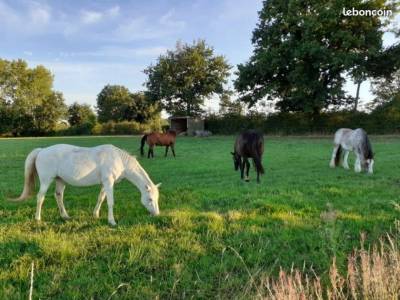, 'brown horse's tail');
140,134,148,156
334,144,342,166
